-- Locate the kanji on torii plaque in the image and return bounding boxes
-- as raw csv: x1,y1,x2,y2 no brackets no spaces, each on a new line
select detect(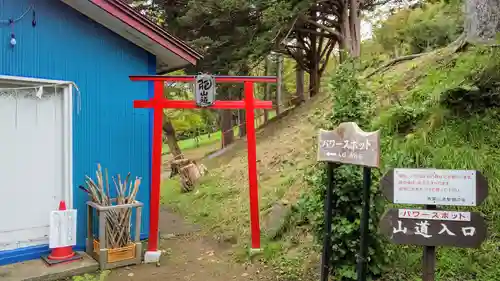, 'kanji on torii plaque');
129,75,277,262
